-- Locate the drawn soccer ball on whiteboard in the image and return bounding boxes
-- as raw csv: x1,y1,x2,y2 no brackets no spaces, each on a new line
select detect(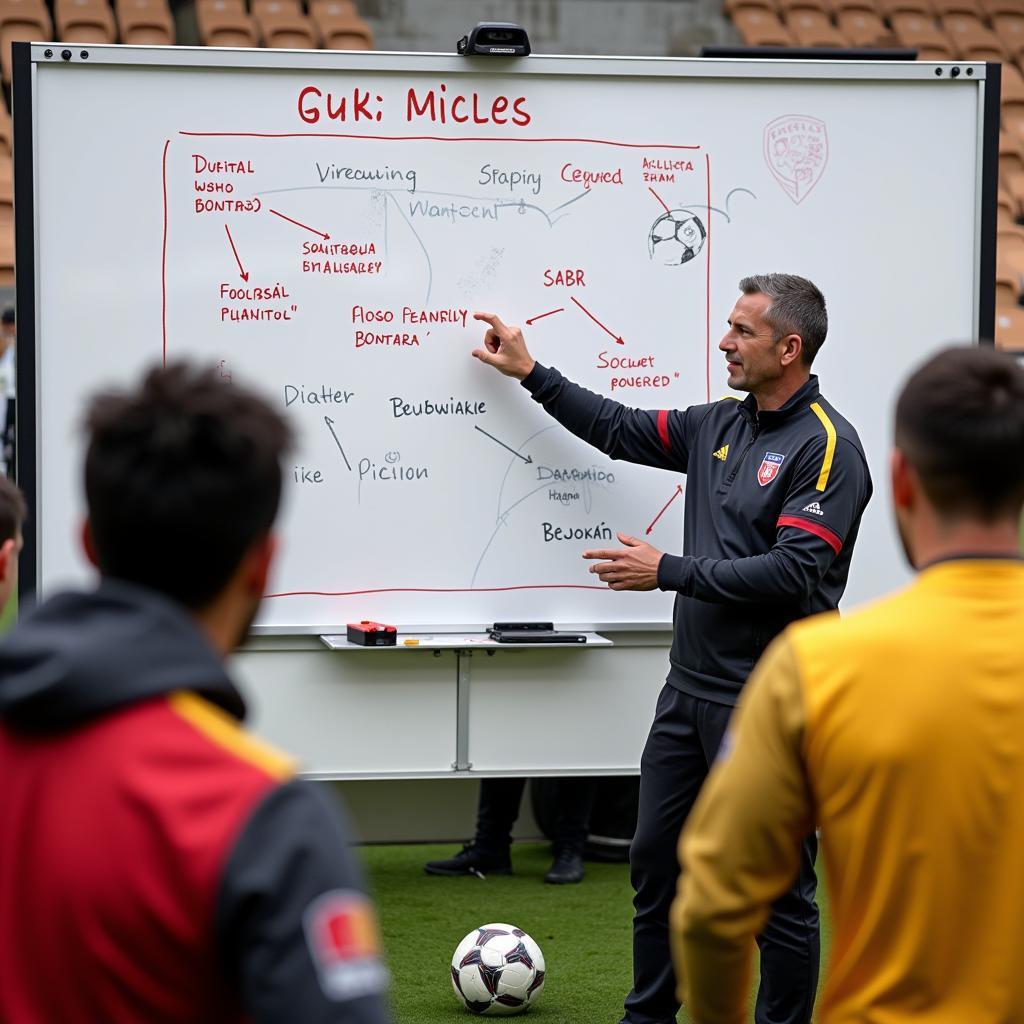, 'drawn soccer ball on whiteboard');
450,923,546,1015
648,210,706,266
